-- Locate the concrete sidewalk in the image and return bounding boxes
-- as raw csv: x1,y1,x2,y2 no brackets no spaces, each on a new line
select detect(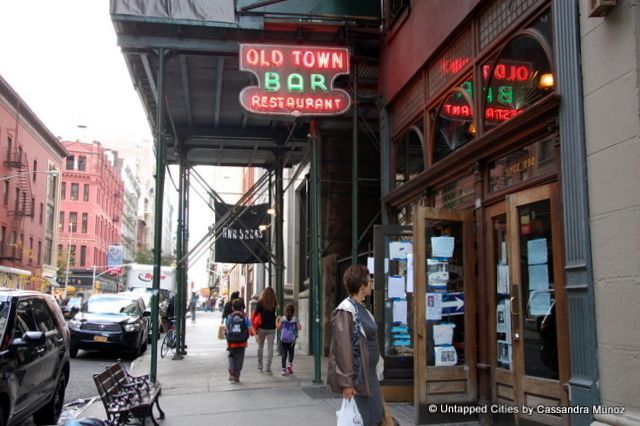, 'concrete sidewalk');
79,311,414,425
